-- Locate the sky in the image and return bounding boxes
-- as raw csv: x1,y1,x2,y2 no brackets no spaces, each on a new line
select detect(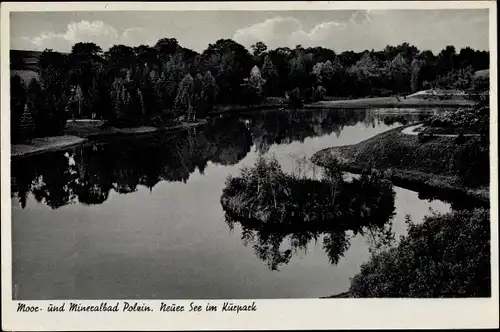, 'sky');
10,10,489,54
